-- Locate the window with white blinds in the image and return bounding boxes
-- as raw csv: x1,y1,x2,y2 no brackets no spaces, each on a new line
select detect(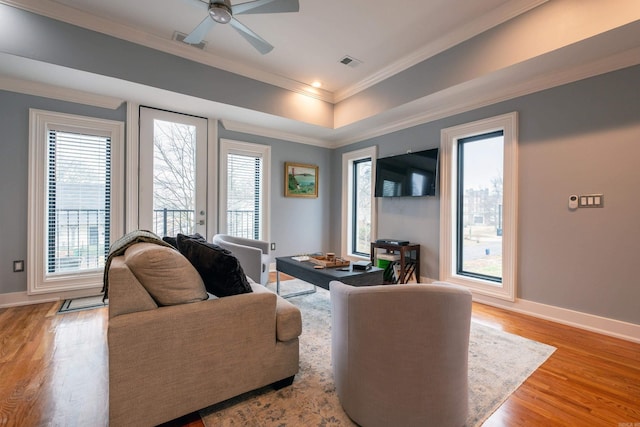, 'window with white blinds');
46,130,111,273
226,153,262,239
28,109,123,294
219,139,271,241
